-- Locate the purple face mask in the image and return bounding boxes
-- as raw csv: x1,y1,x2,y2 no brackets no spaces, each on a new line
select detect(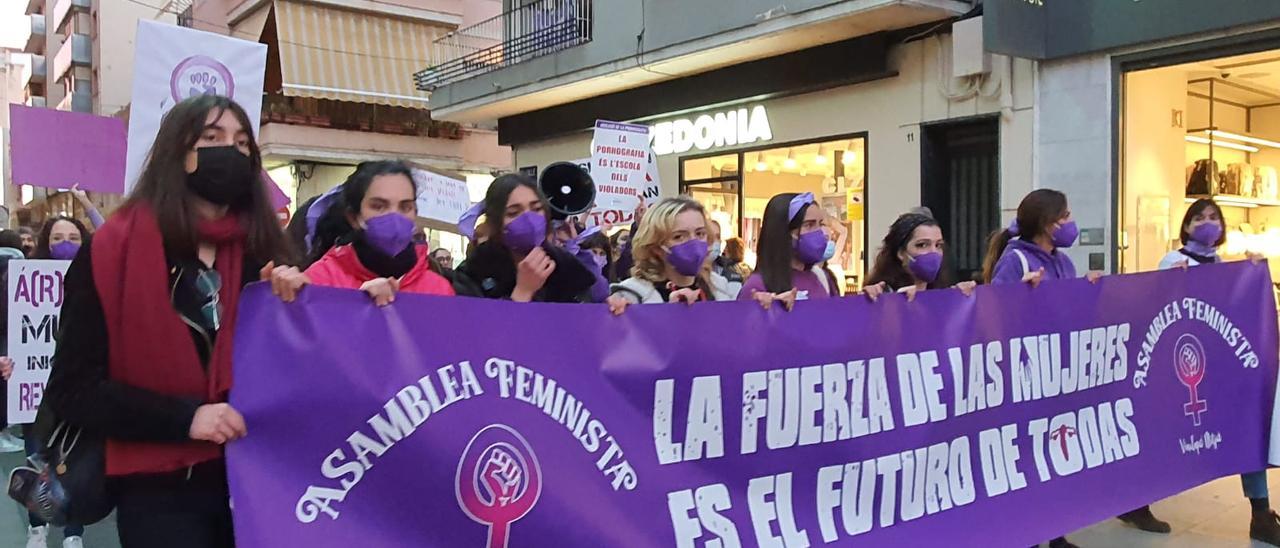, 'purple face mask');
592,253,608,272
363,213,416,257
504,211,547,255
794,230,829,266
1051,220,1079,248
49,241,80,261
907,251,943,283
667,239,709,276
1190,222,1223,247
